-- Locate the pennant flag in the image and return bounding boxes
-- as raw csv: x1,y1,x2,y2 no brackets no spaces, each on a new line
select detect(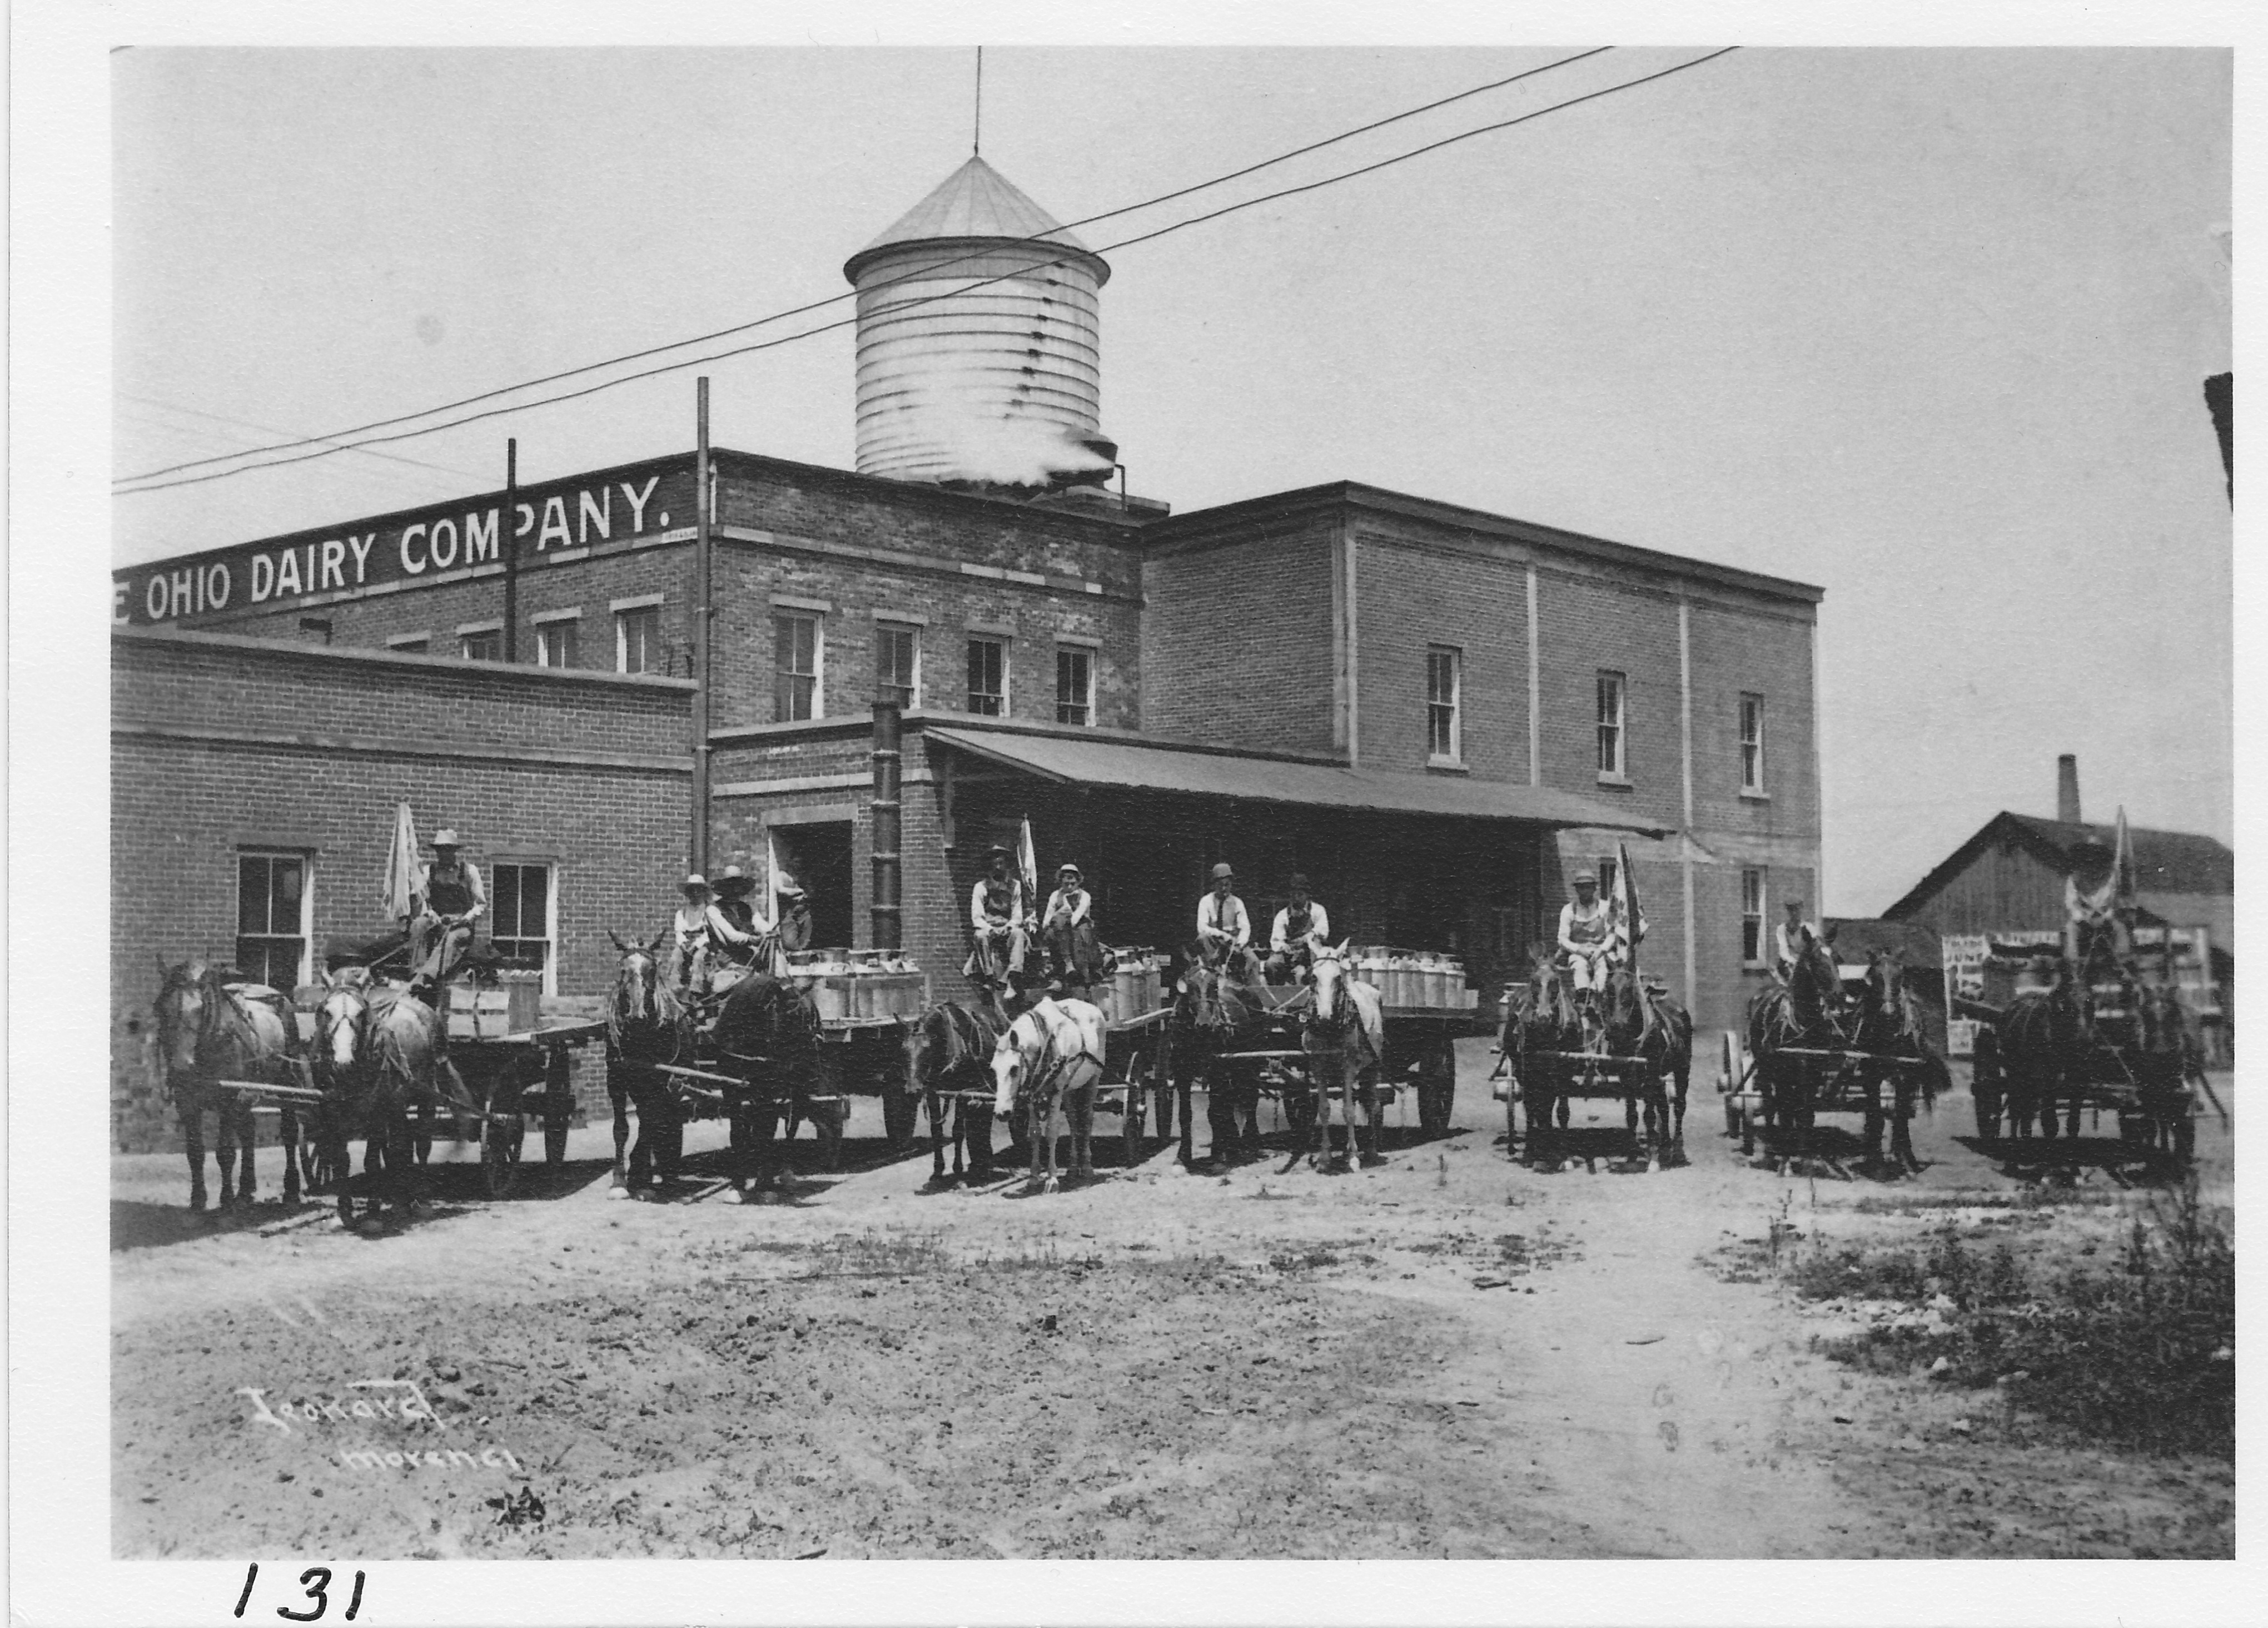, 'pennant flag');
381,802,420,922
1016,817,1040,913
1610,840,1648,966
2111,807,2137,917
